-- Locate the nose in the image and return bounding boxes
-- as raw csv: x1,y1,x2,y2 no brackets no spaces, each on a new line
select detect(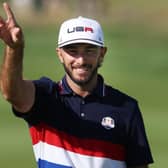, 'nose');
76,51,87,64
